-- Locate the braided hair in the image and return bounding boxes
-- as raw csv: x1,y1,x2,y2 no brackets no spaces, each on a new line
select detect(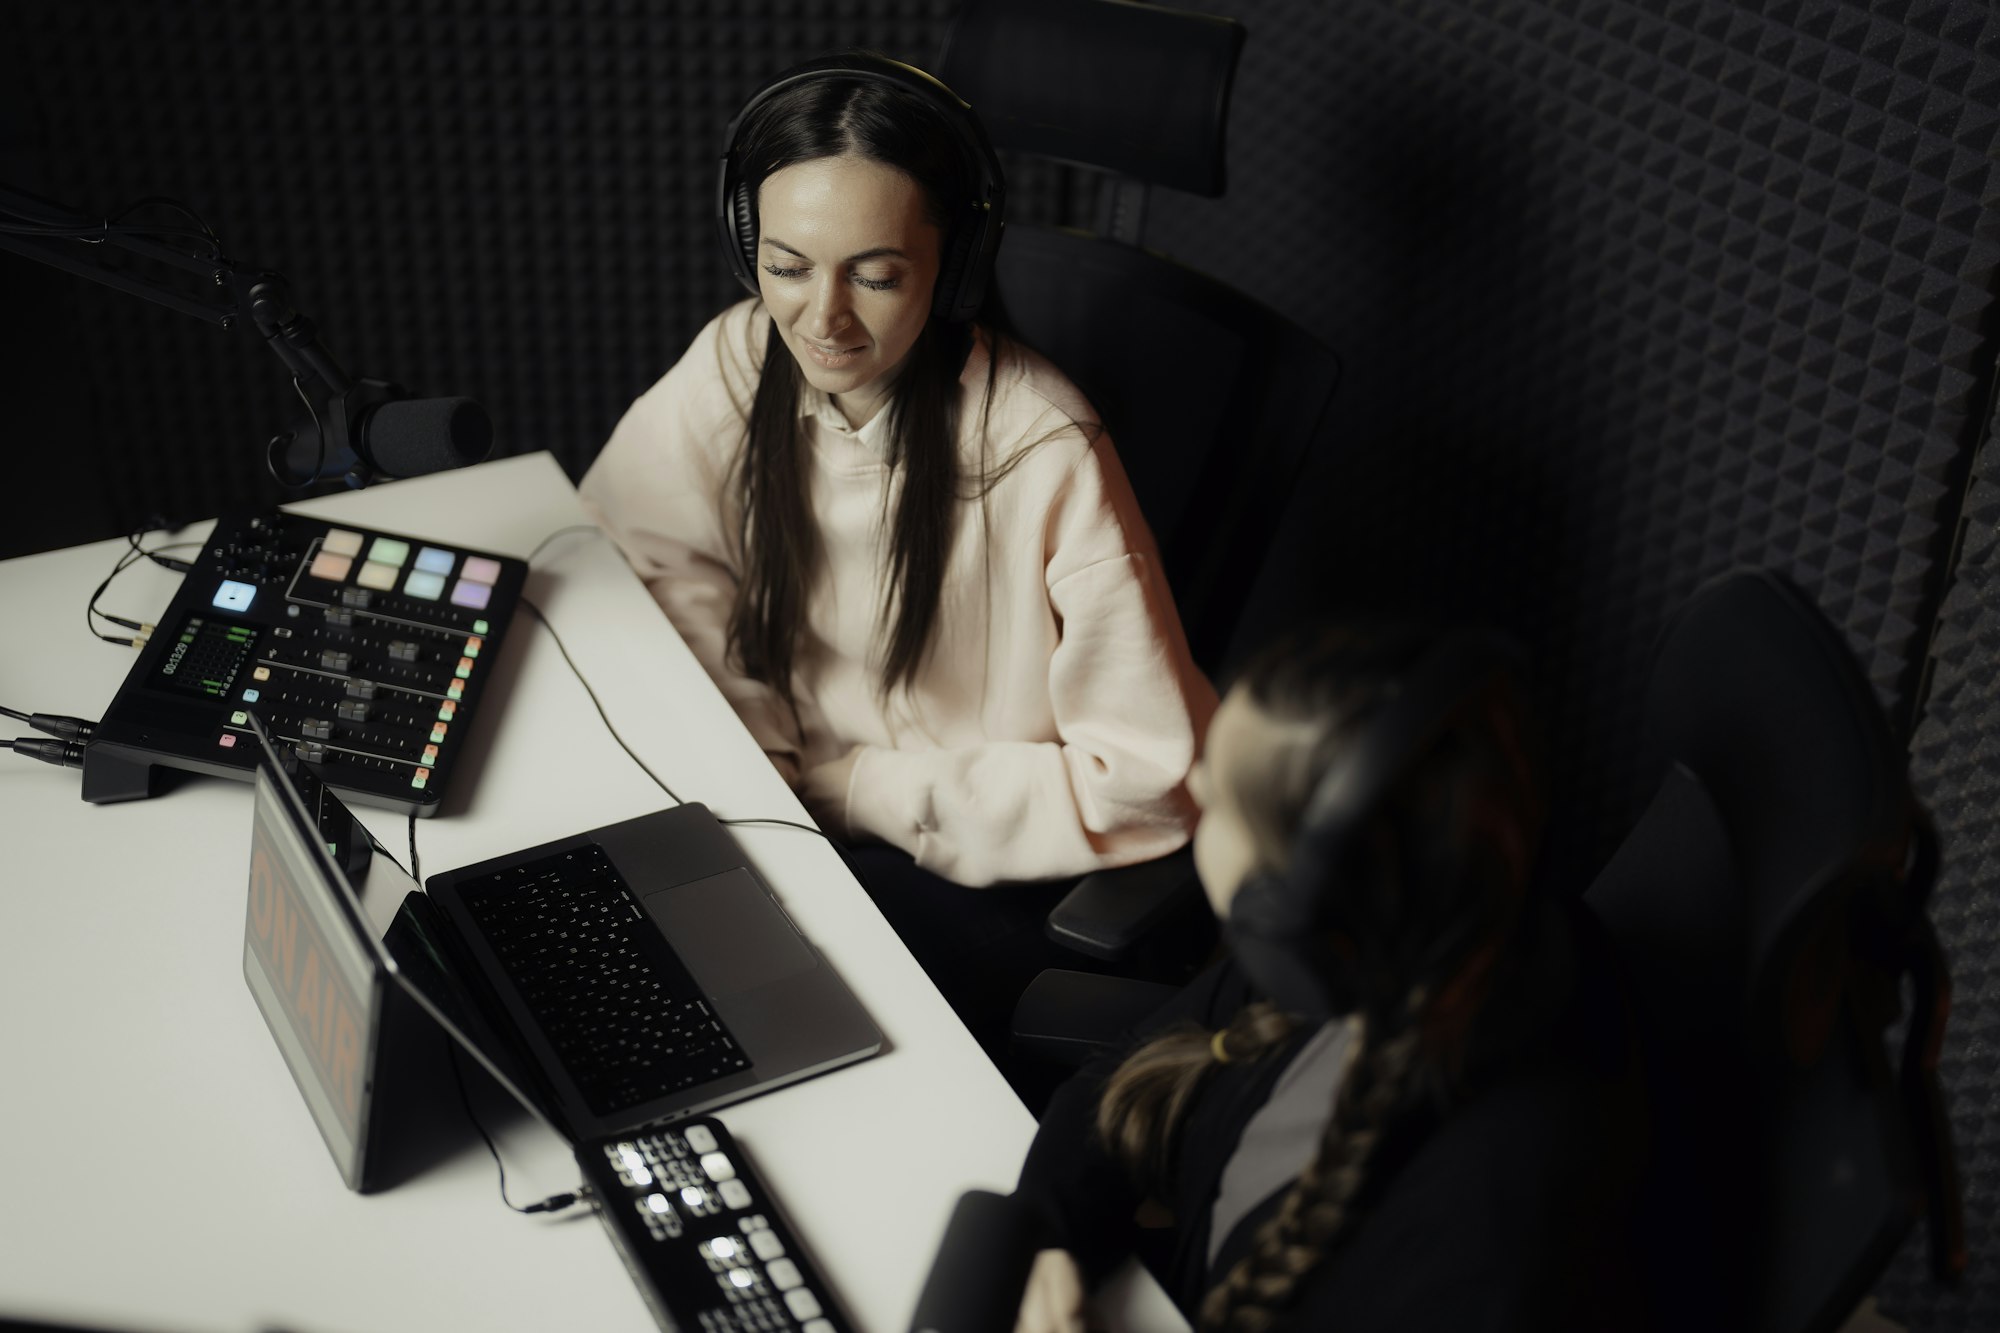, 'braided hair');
1092,625,1545,1330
